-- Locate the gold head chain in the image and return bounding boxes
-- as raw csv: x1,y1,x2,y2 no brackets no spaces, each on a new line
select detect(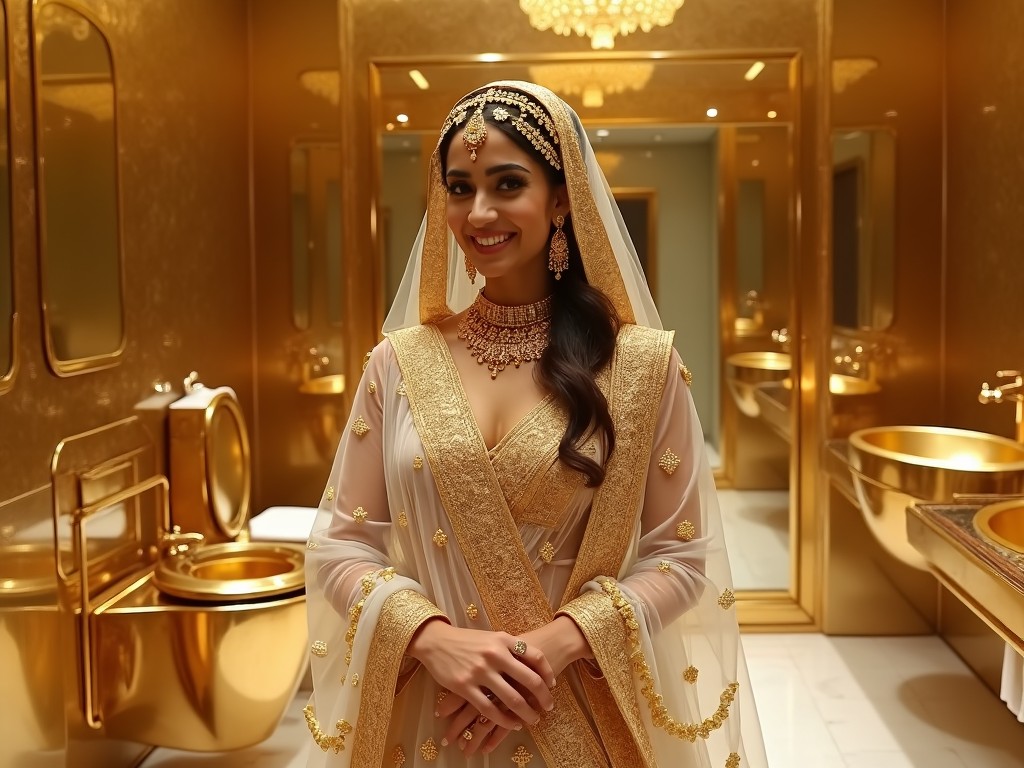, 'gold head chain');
439,87,562,170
